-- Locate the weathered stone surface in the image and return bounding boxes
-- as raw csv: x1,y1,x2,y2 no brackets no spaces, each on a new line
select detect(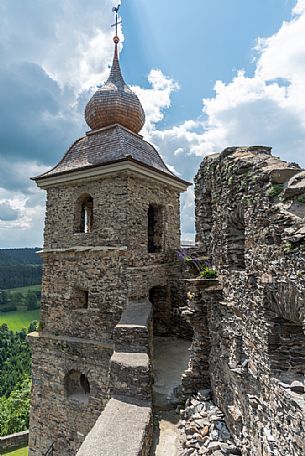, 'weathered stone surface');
179,391,241,456
0,431,29,453
283,170,305,198
76,398,152,456
28,160,188,456
28,161,187,456
269,167,300,184
193,146,305,456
